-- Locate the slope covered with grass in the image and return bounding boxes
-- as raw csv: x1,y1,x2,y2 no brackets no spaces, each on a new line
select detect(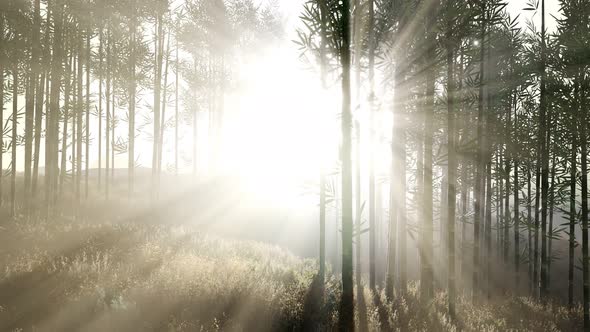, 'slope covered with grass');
0,220,319,331
0,219,583,331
